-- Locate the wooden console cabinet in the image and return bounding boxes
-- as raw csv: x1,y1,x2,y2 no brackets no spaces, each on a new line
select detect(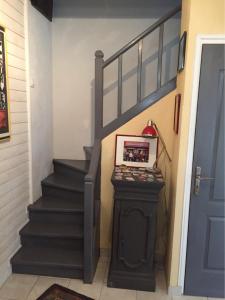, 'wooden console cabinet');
107,167,164,292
